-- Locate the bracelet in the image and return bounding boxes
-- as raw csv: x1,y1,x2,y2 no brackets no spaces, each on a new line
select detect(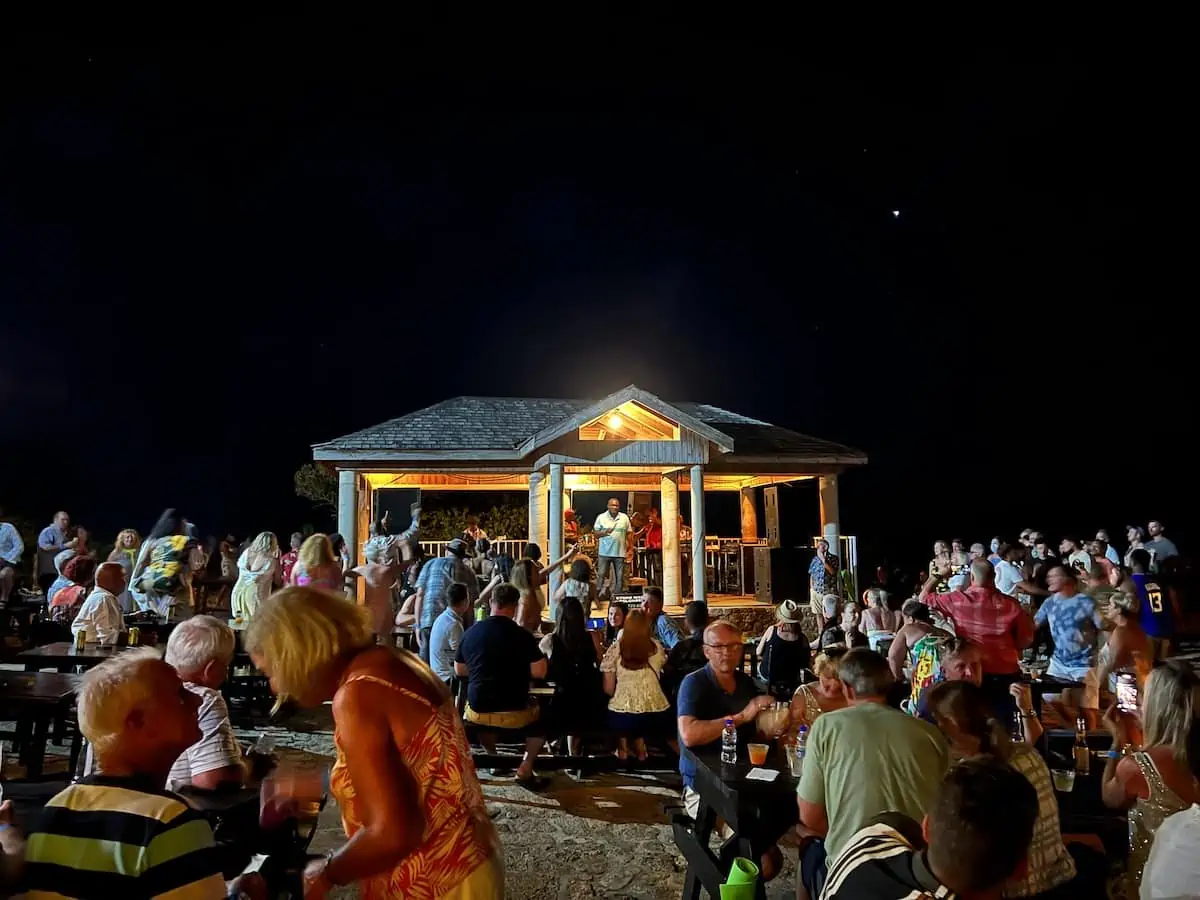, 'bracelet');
1018,710,1037,718
1107,749,1123,760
